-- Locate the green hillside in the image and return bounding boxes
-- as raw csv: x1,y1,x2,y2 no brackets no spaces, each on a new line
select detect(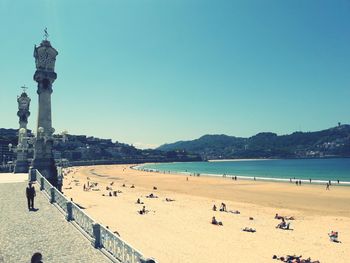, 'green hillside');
158,125,350,160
